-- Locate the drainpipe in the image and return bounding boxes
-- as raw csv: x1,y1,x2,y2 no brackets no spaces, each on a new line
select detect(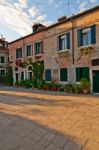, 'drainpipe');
22,37,25,60
71,15,75,65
